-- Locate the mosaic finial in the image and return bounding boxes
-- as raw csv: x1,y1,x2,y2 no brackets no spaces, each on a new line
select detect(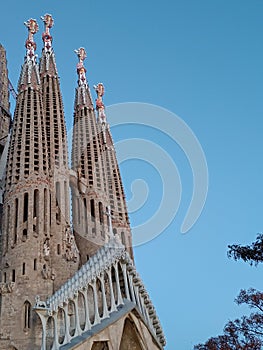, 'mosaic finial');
74,48,87,87
24,18,38,50
94,83,106,122
41,14,54,52
24,19,38,61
